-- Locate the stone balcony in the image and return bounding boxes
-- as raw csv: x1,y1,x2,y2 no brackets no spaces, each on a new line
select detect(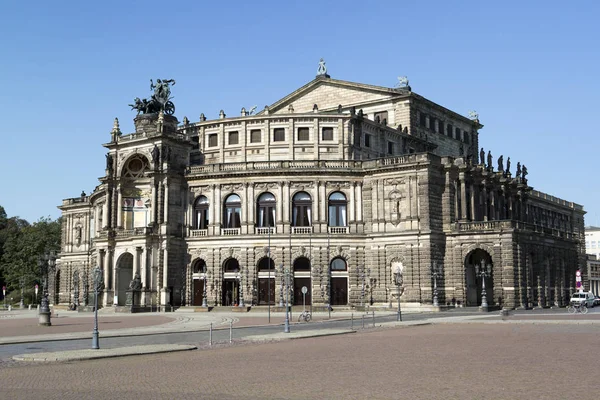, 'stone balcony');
453,220,574,239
